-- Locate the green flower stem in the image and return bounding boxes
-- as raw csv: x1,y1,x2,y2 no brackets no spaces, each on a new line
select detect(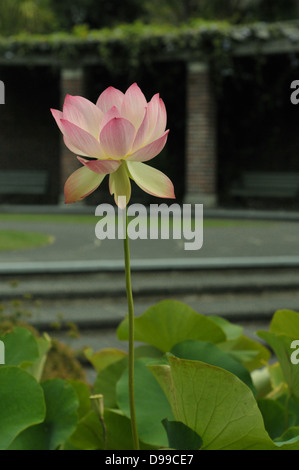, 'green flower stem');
123,206,139,451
